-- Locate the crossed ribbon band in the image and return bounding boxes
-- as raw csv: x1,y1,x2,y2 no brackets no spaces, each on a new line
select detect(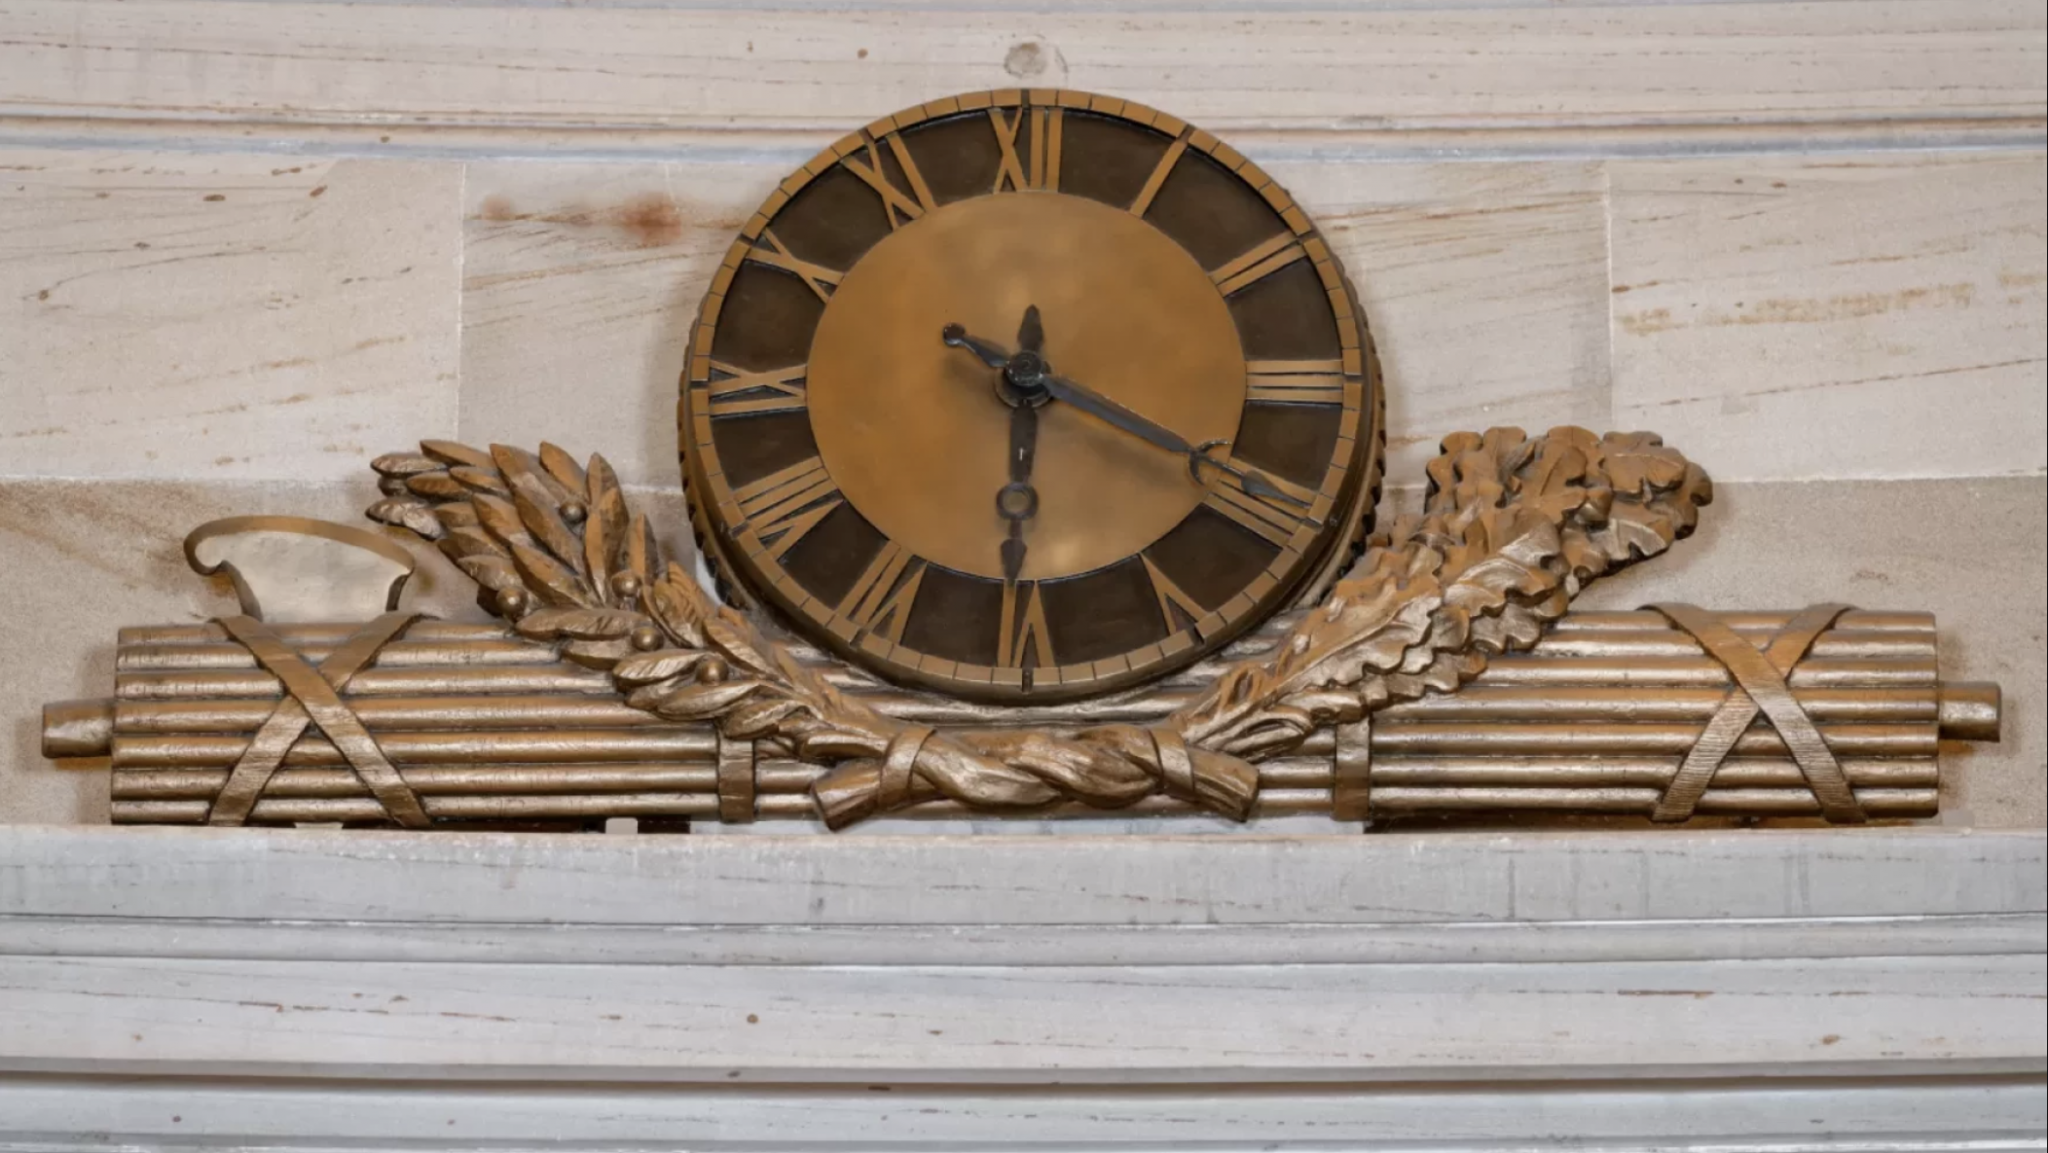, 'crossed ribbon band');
206,612,430,828
1646,602,1866,824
